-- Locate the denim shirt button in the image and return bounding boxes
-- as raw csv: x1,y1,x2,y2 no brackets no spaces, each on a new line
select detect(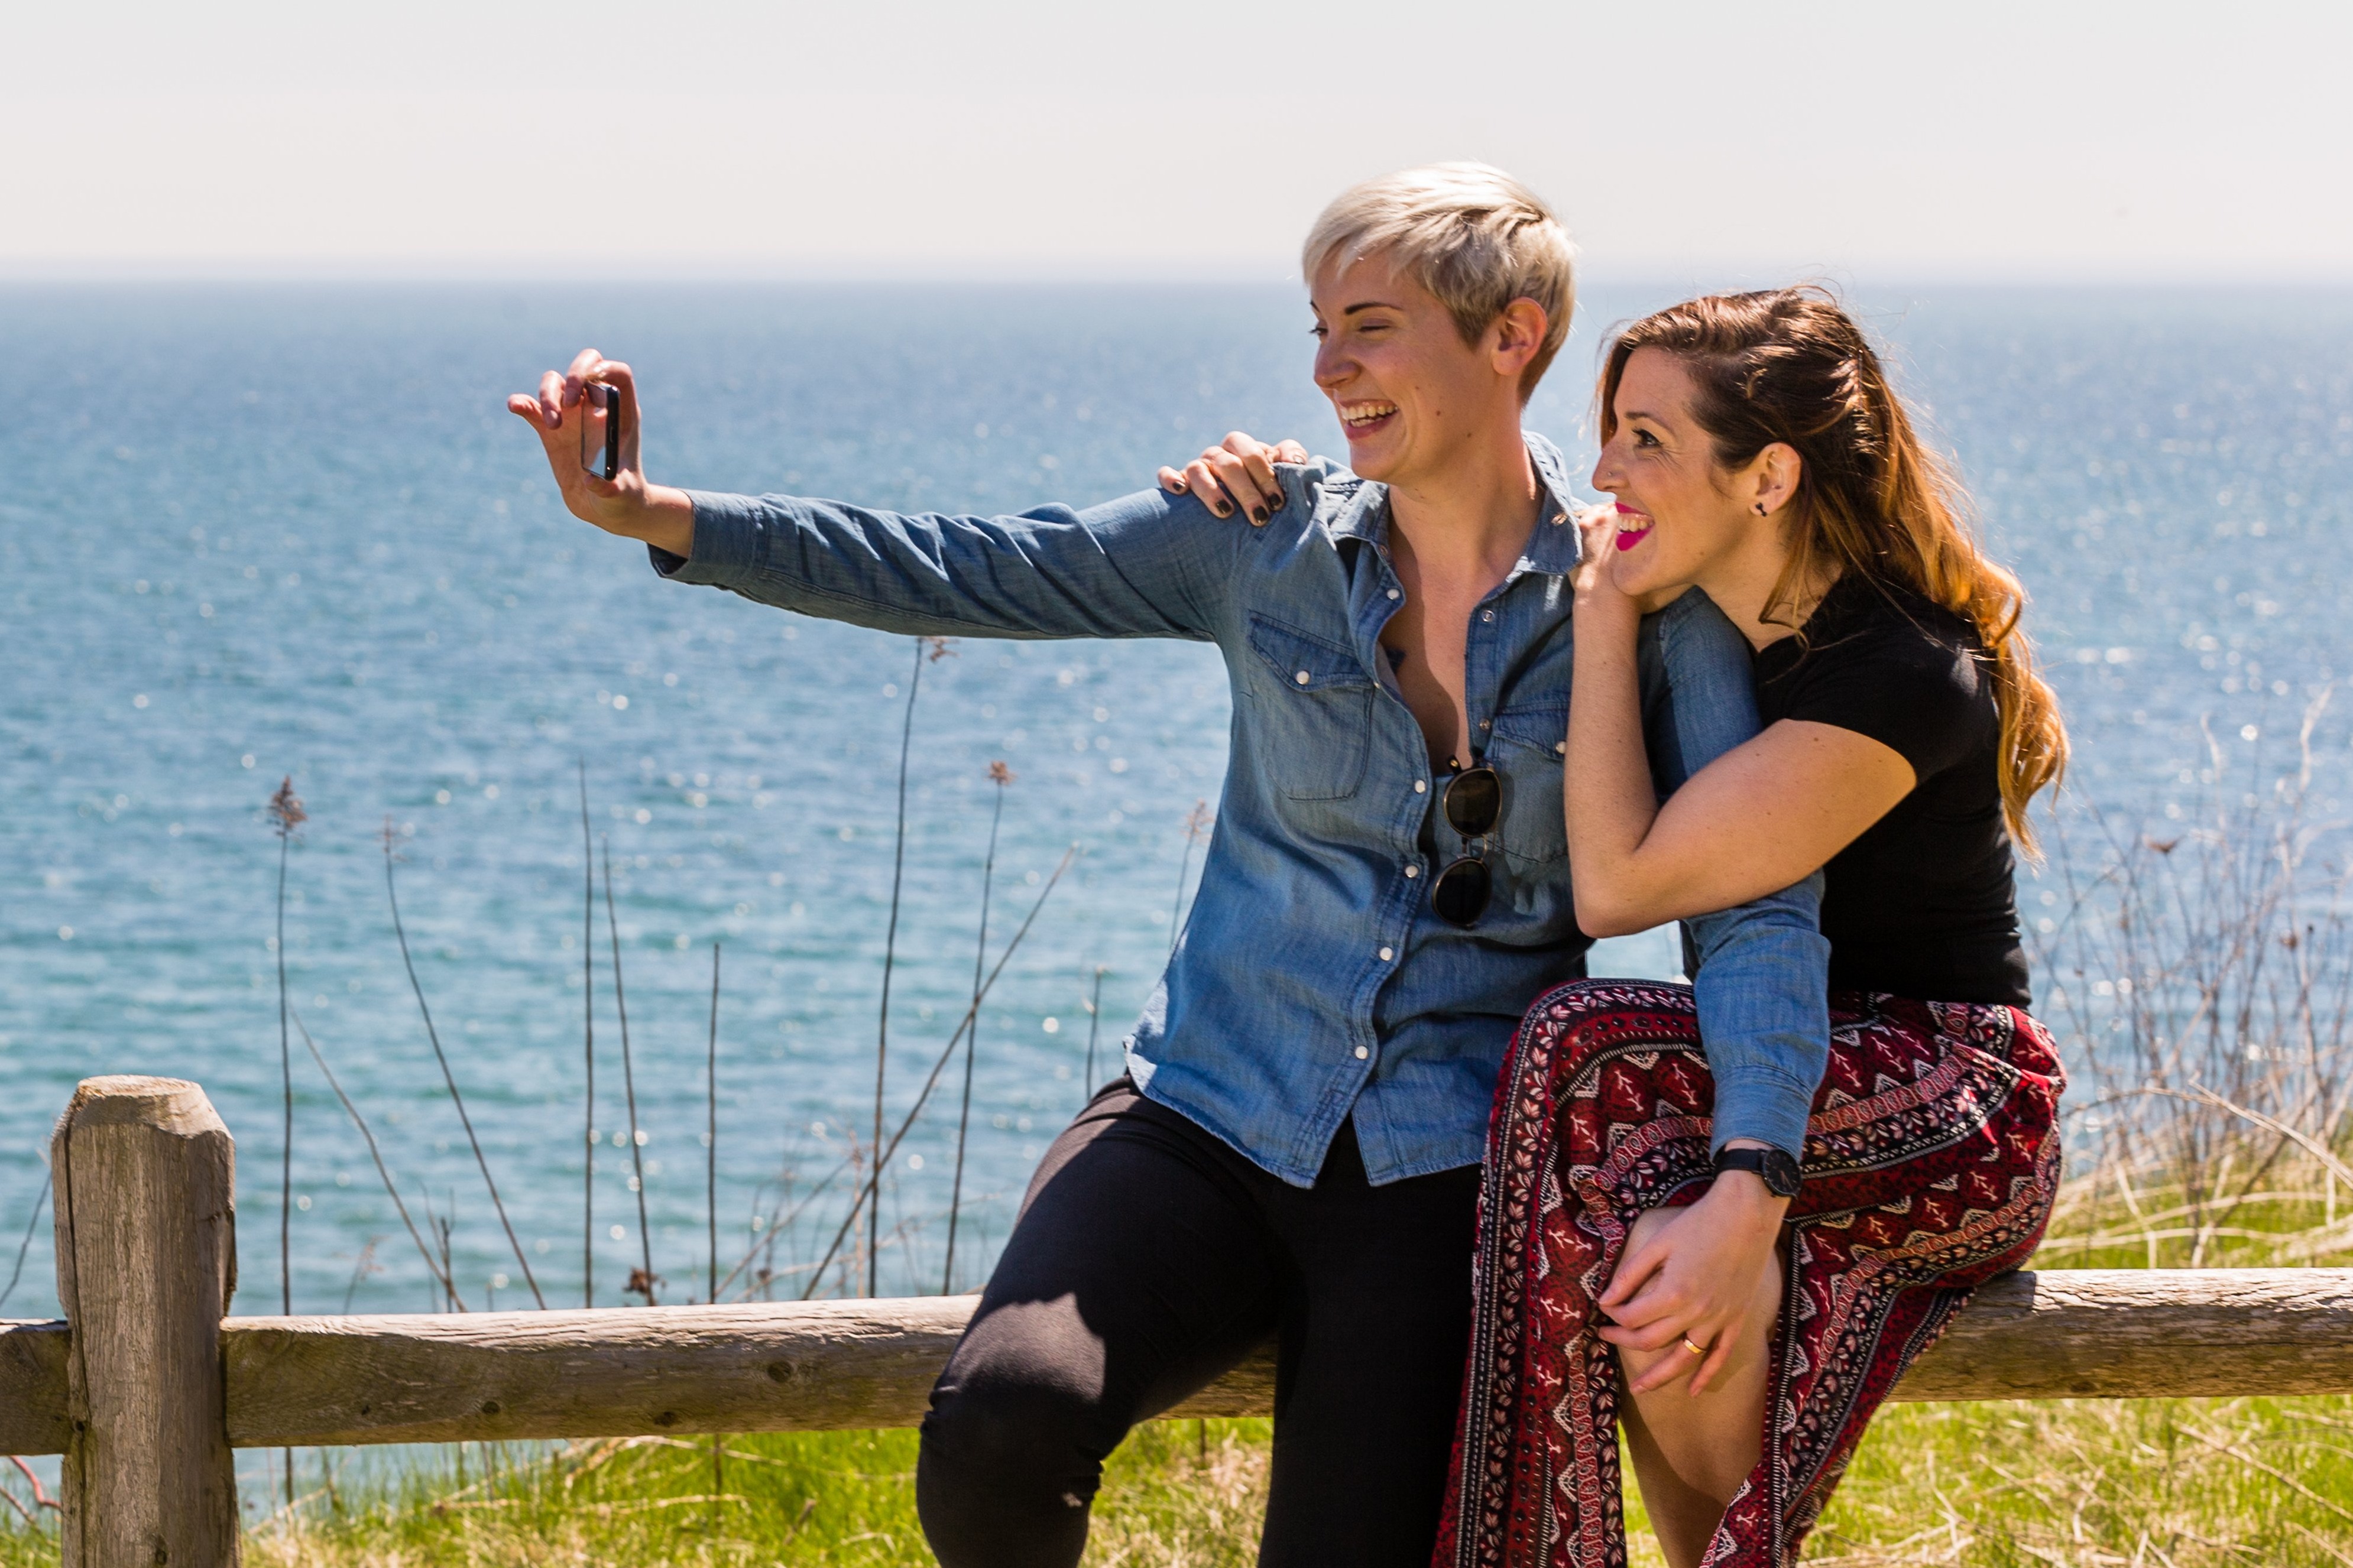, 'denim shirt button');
1413,780,1427,794
1387,587,1401,600
1403,863,1419,879
1295,670,1311,685
1480,609,1495,623
1378,946,1393,962
1354,1045,1371,1060
1554,741,1567,755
